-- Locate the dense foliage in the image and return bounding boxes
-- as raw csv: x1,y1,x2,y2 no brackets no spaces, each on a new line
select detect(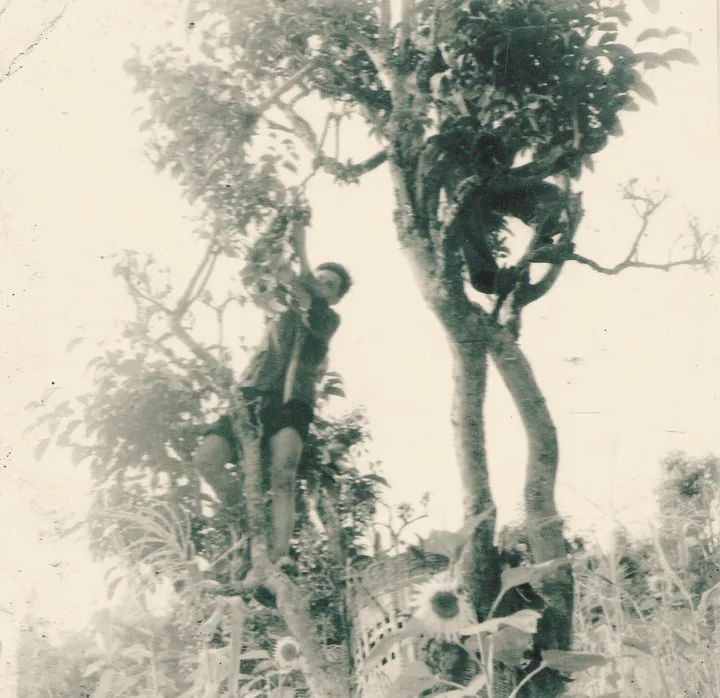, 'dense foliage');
25,1,707,696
